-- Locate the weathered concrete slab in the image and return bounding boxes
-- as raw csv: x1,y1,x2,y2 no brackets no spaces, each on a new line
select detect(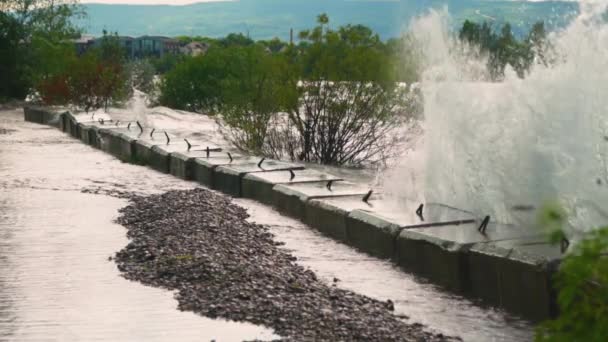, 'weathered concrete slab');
395,220,543,291
133,139,156,166
192,154,256,188
23,106,61,126
346,203,476,259
467,236,561,321
147,143,187,174
24,106,42,123
78,122,102,147
96,127,137,162
214,160,305,197
67,113,112,138
242,169,342,205
169,149,224,180
305,195,376,242
272,181,371,221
